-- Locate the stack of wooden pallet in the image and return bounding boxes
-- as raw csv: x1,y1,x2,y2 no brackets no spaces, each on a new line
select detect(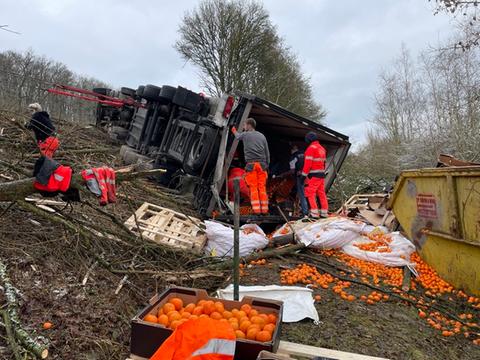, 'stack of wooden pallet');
124,202,207,253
